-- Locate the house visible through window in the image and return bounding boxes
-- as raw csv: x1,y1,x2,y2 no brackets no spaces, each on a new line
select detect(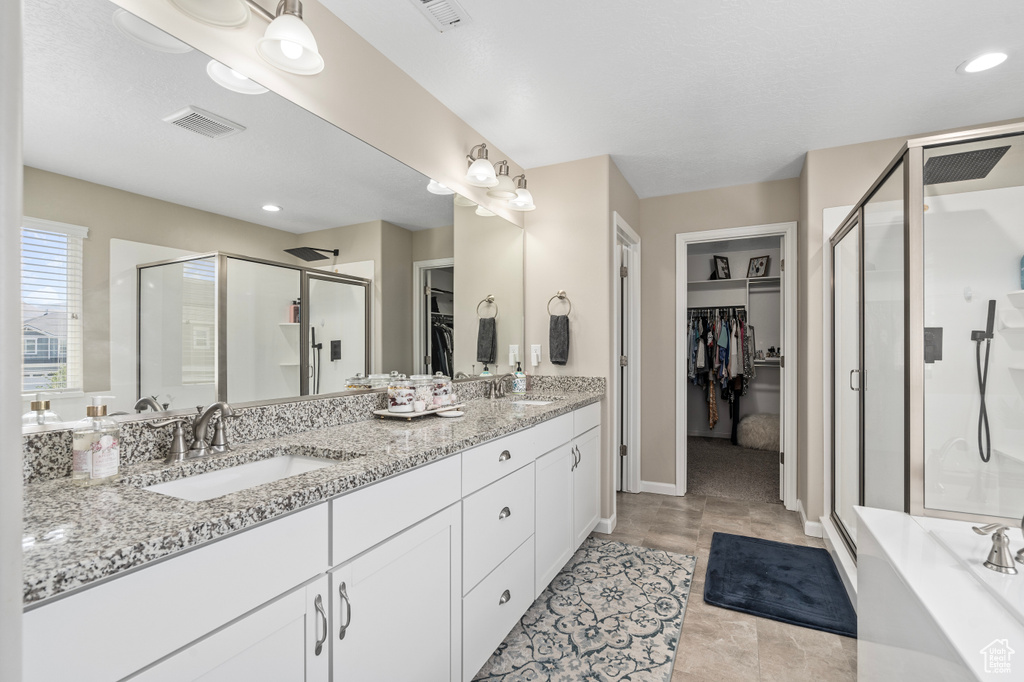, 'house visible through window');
21,218,87,393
